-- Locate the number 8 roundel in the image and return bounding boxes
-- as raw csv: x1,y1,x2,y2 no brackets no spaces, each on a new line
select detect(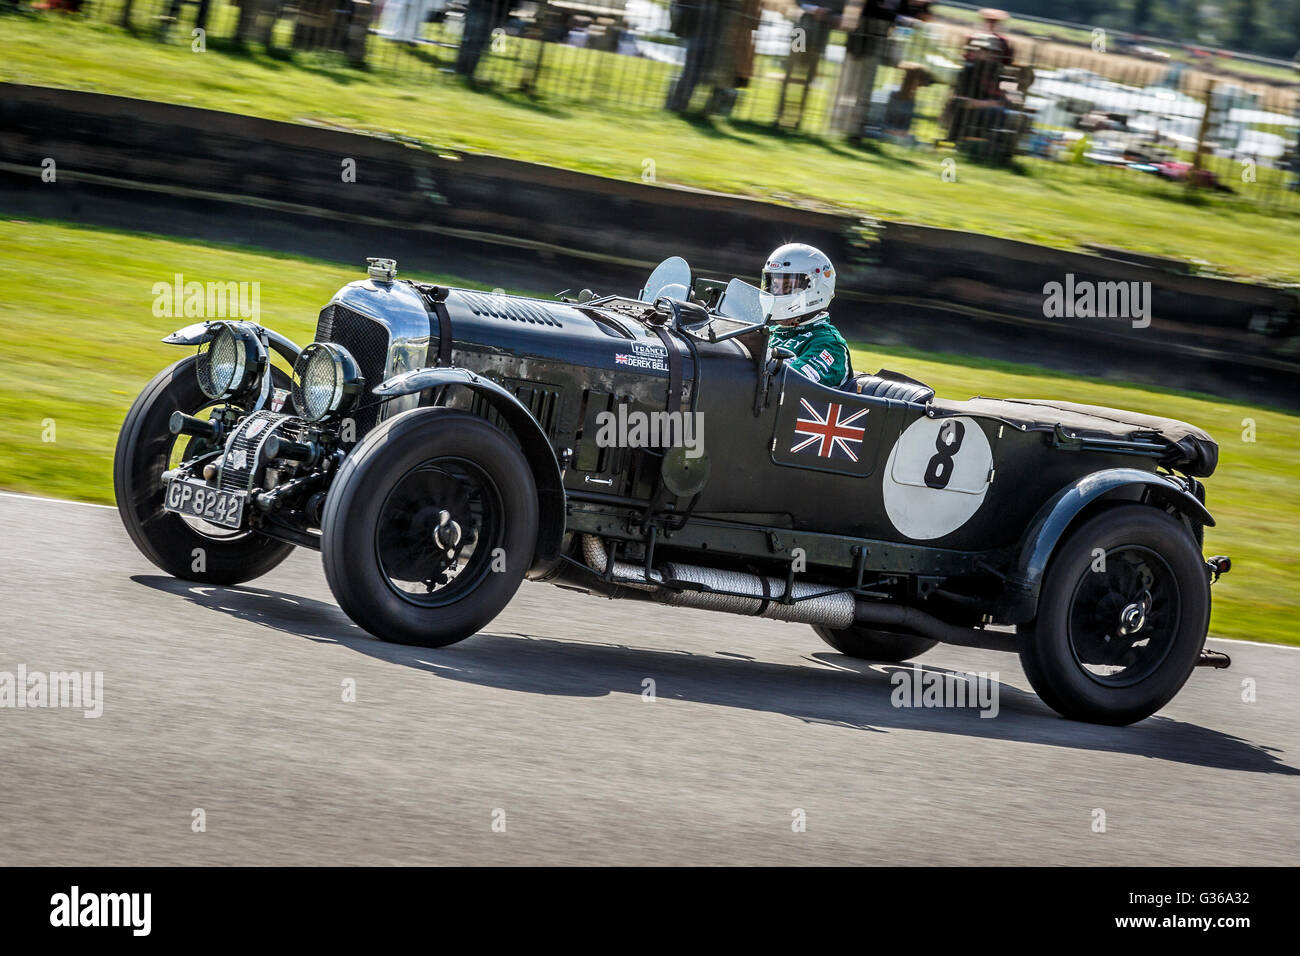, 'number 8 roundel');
882,416,993,540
